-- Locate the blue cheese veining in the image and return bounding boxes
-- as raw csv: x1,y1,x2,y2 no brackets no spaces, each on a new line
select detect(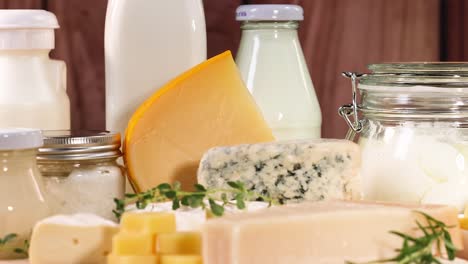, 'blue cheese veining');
197,139,362,203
